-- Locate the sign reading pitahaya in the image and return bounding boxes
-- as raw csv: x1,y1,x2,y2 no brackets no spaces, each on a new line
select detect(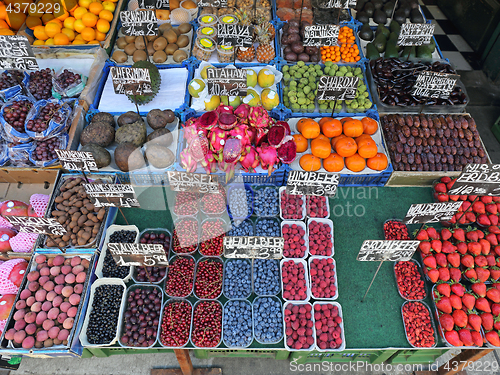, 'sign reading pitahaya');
167,171,220,193
206,68,247,97
286,171,339,197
